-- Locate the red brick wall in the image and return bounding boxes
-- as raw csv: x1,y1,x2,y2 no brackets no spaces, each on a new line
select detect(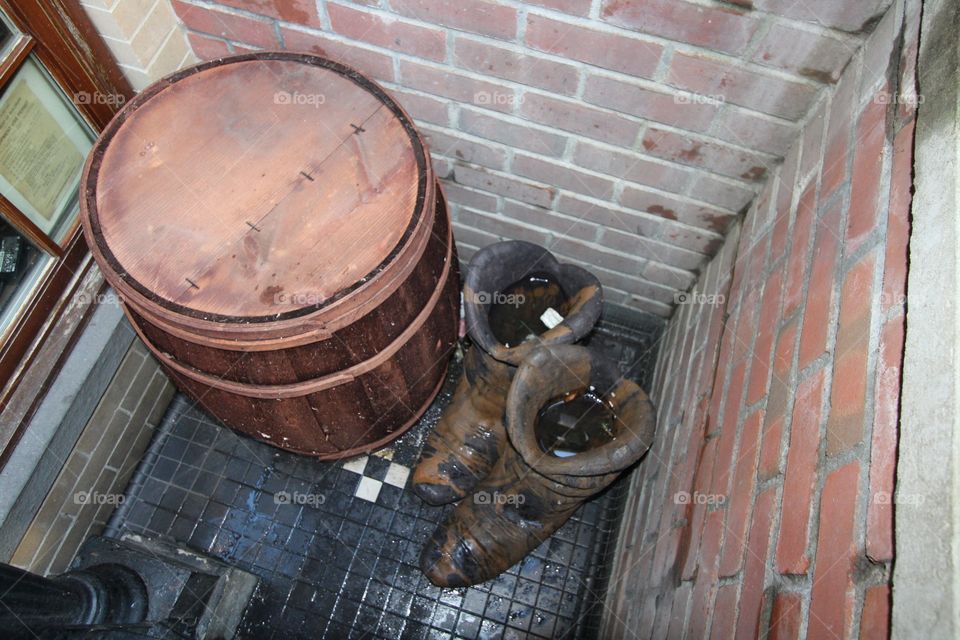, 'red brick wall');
163,0,884,321
603,1,919,637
